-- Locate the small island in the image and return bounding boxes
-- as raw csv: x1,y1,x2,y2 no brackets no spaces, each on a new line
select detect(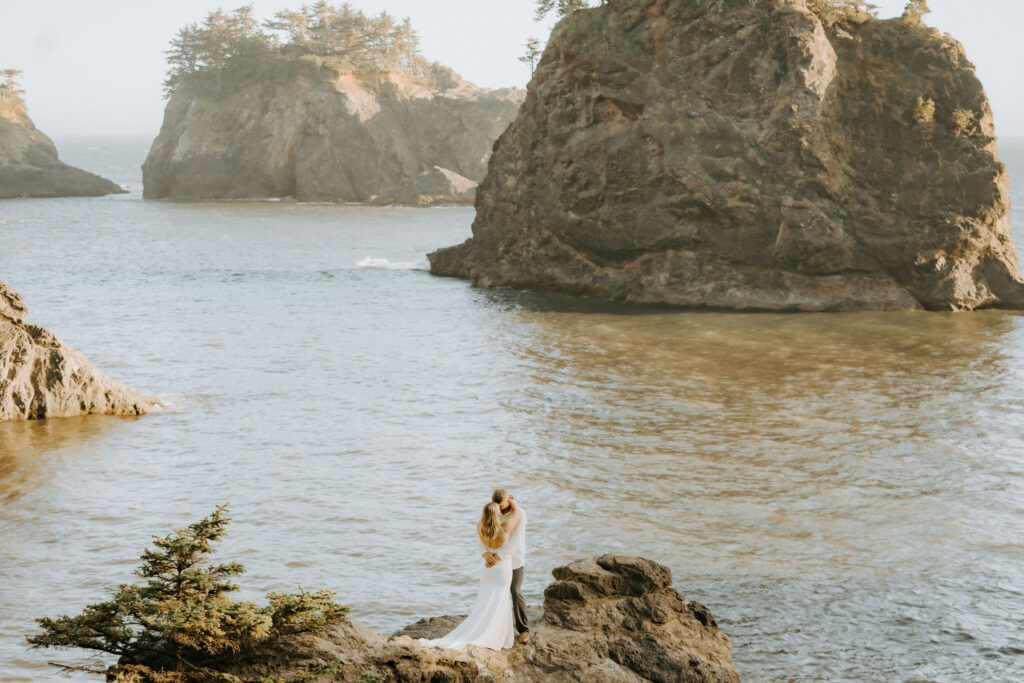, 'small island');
142,5,525,204
0,70,124,198
430,0,1024,311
